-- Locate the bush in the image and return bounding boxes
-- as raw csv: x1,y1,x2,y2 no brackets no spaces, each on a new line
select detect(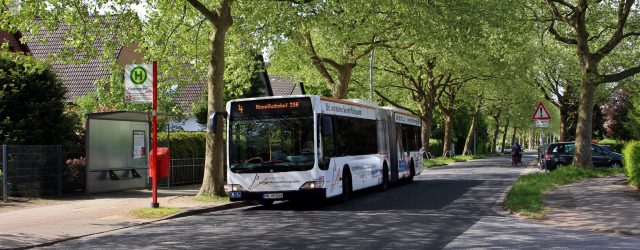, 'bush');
0,51,80,145
623,141,640,188
158,132,206,159
427,139,443,157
